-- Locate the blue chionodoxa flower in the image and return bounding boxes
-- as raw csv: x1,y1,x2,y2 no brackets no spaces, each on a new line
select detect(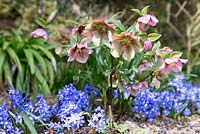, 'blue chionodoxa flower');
47,84,90,133
34,95,52,122
0,104,23,134
88,106,109,133
7,87,35,124
55,84,90,120
132,75,200,122
84,83,99,98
